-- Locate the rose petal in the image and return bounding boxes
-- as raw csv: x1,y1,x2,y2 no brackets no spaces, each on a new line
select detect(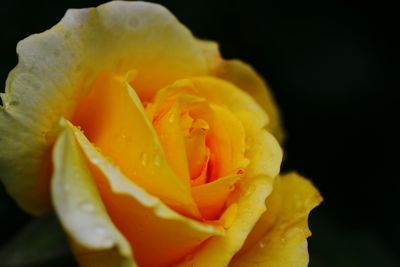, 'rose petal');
192,175,240,220
196,43,285,142
205,104,248,181
152,103,191,185
153,77,282,179
177,175,274,266
0,0,209,215
213,60,285,142
186,77,269,134
65,120,224,267
72,73,198,218
246,129,283,179
51,119,134,267
230,173,323,267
